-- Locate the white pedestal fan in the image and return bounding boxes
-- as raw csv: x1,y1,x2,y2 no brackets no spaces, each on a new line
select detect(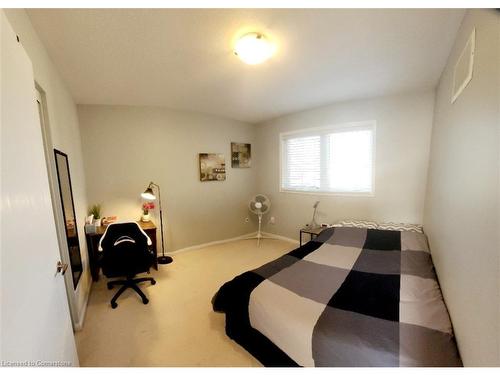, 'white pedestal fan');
246,194,275,246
